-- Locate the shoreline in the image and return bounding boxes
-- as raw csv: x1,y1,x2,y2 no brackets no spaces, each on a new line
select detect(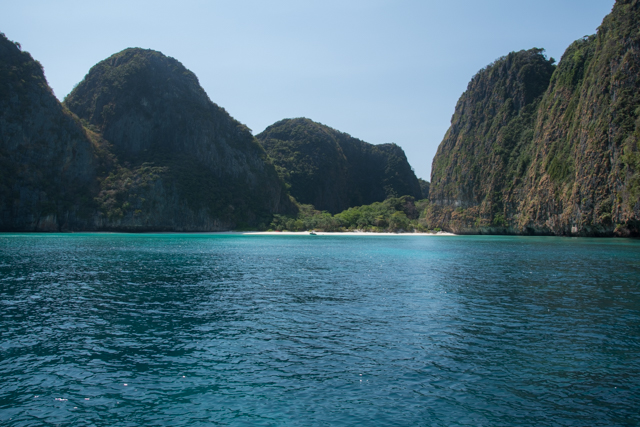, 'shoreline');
236,231,456,236
0,230,456,236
